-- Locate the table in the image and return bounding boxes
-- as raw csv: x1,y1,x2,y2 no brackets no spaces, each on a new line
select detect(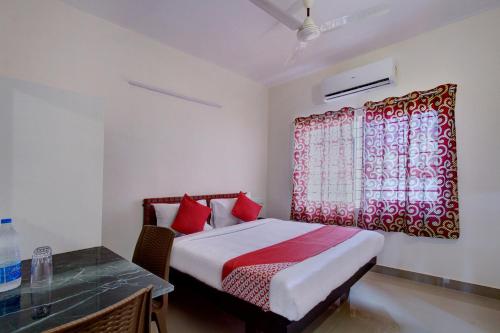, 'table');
0,246,174,332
